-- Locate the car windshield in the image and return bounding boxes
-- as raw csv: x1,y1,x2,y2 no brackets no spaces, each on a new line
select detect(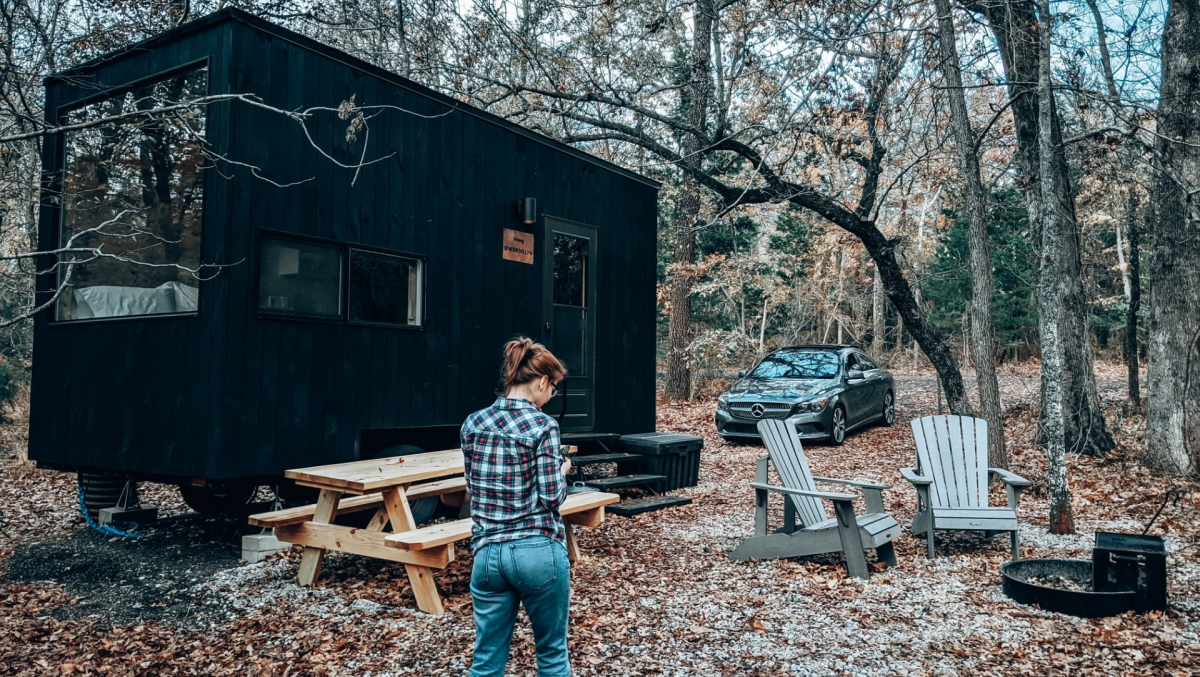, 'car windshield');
748,351,840,379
